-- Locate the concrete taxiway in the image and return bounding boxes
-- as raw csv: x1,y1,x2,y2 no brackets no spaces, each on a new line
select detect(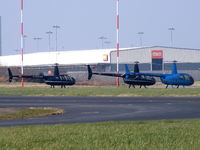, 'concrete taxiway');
0,96,200,126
